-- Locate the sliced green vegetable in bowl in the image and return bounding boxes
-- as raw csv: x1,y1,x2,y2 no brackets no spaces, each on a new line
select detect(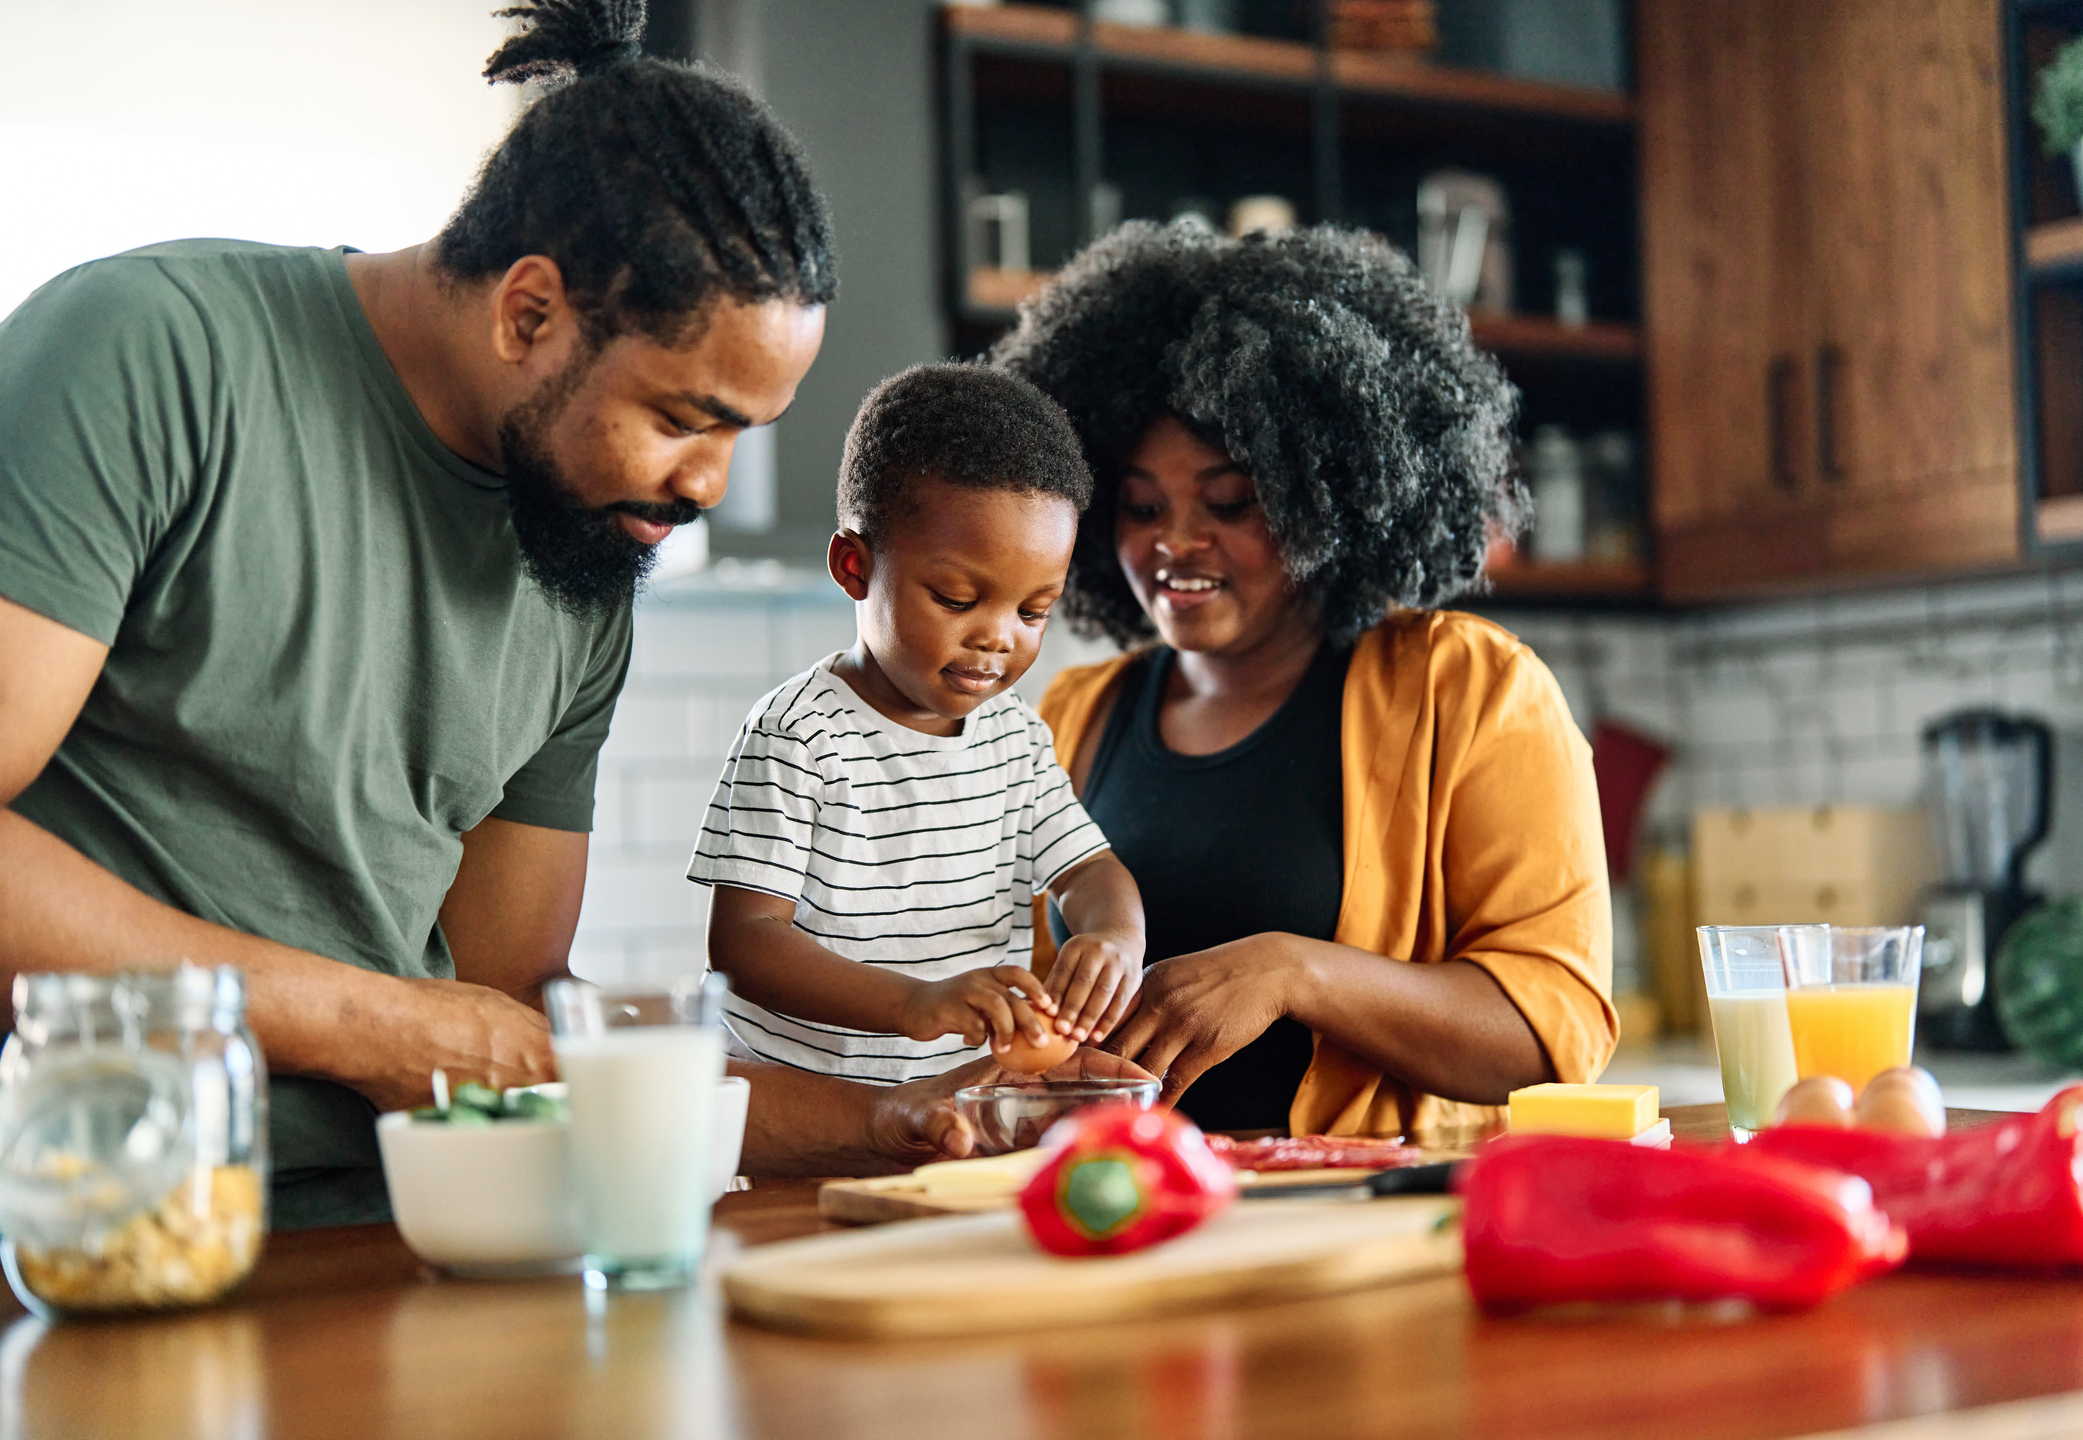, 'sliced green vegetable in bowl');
410,1070,568,1125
